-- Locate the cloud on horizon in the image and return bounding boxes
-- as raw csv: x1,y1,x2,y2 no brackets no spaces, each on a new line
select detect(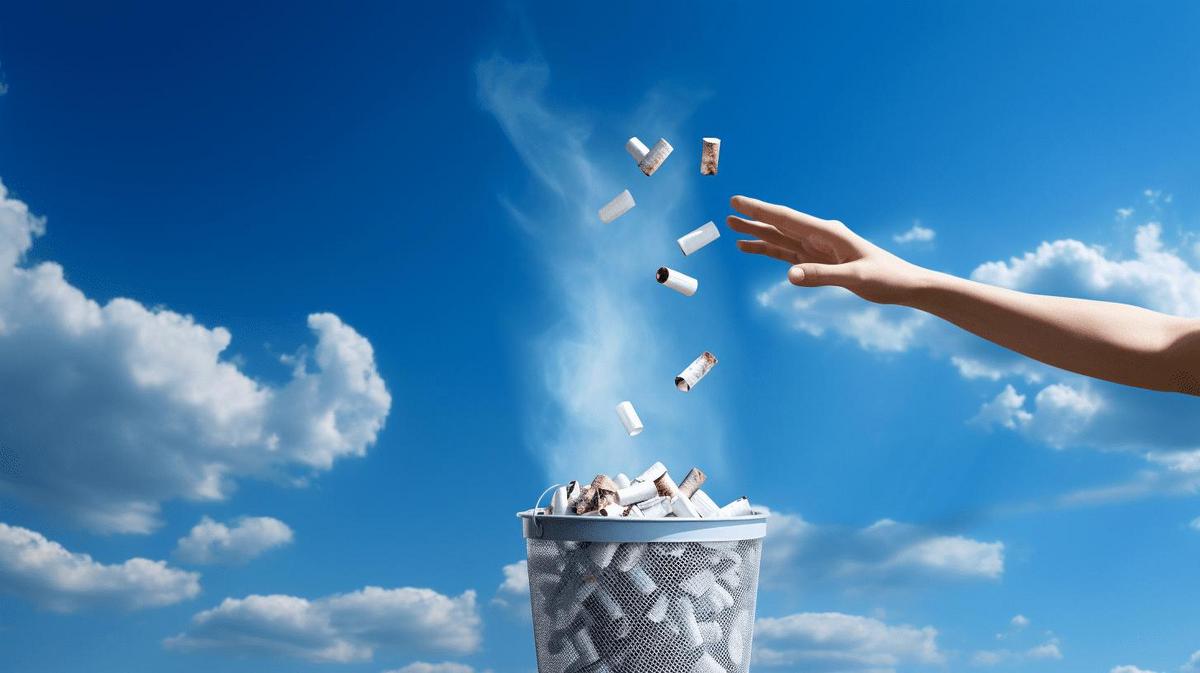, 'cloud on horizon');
754,611,944,672
173,516,293,565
